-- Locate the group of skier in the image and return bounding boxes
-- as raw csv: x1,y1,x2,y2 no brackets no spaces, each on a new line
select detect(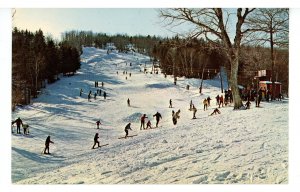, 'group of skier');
138,112,163,130
82,88,107,102
11,117,30,135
